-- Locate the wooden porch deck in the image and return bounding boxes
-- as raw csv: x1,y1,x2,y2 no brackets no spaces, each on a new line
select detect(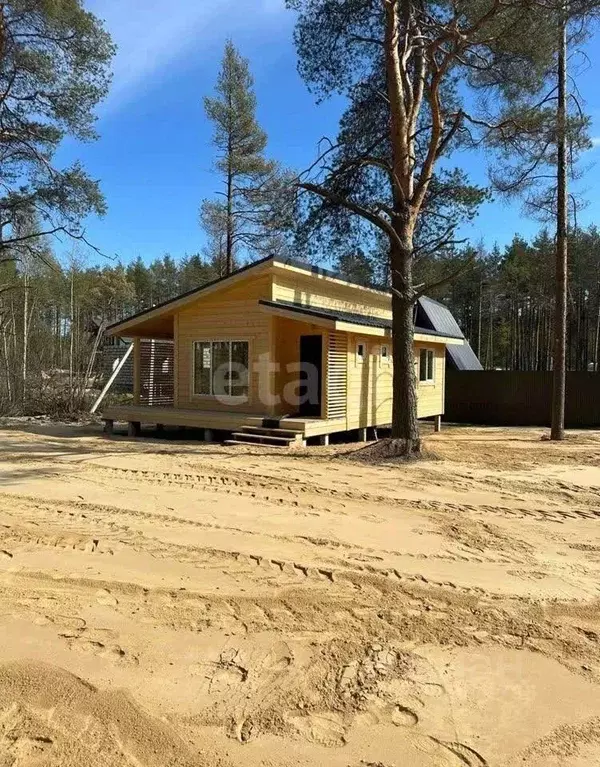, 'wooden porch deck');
101,405,347,439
